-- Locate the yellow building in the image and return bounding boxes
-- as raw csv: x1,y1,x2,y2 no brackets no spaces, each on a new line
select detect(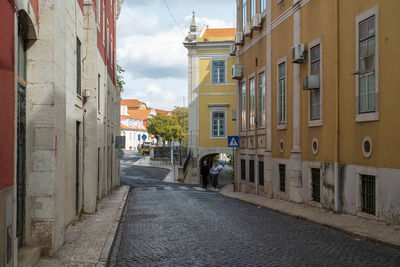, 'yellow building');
233,0,400,223
183,13,237,184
